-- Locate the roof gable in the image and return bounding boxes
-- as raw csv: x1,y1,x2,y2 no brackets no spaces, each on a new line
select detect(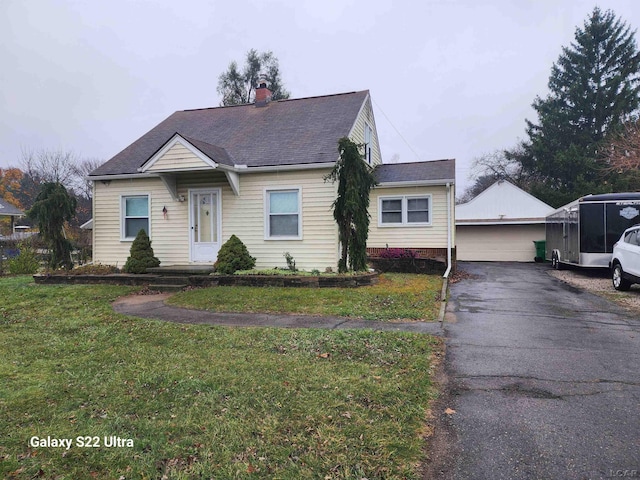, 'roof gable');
91,90,370,177
141,134,220,173
456,181,554,222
